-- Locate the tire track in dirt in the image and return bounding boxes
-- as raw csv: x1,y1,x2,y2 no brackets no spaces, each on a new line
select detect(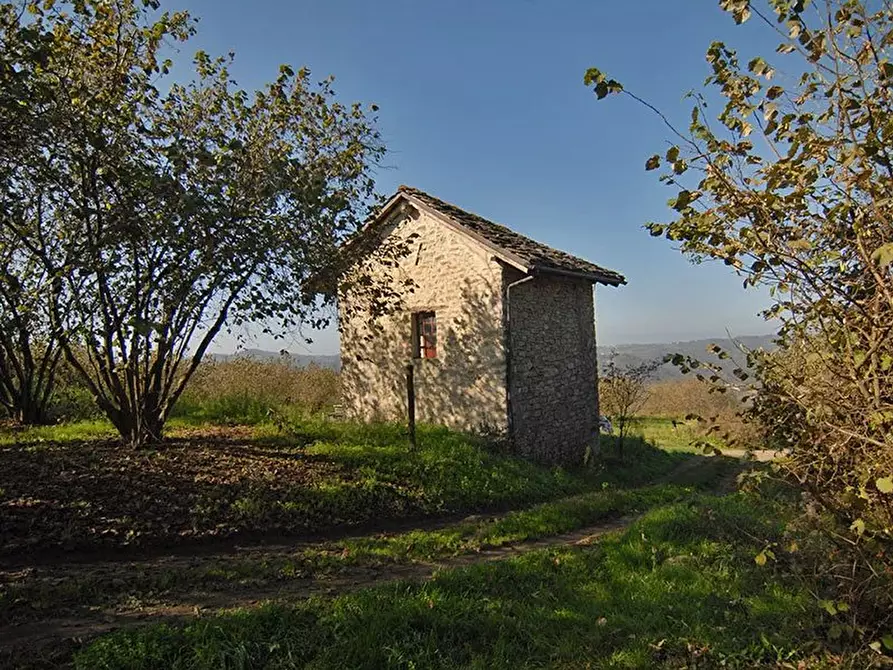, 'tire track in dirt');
0,456,746,665
0,514,636,662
